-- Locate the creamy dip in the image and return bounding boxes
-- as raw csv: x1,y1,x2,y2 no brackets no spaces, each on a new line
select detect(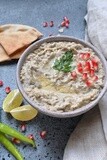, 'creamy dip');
20,41,104,113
